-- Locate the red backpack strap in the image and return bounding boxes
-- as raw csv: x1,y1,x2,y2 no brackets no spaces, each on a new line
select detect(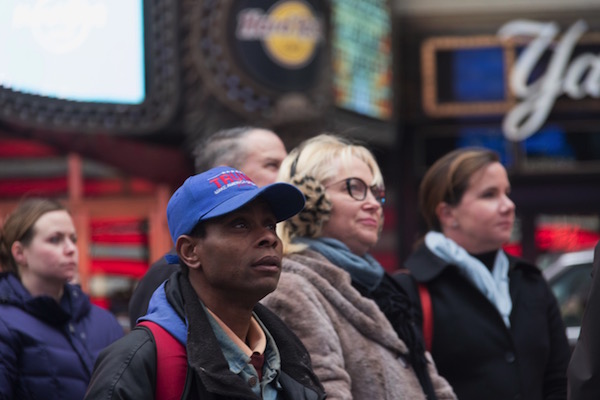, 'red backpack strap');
417,283,434,352
138,321,187,400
